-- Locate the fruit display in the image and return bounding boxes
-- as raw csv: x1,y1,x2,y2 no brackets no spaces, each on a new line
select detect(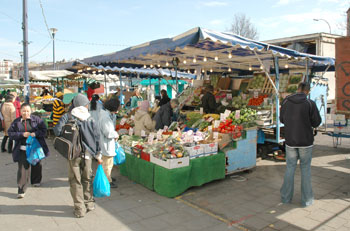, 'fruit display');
185,112,203,127
248,74,265,89
286,85,298,93
227,108,257,125
203,114,220,120
248,94,269,106
116,123,132,131
289,74,302,84
144,137,189,160
231,95,249,108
